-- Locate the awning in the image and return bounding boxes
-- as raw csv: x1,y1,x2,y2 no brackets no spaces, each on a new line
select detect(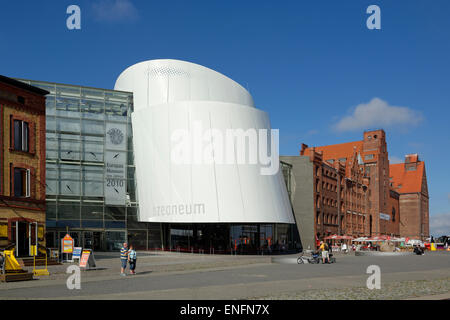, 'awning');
324,234,353,240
